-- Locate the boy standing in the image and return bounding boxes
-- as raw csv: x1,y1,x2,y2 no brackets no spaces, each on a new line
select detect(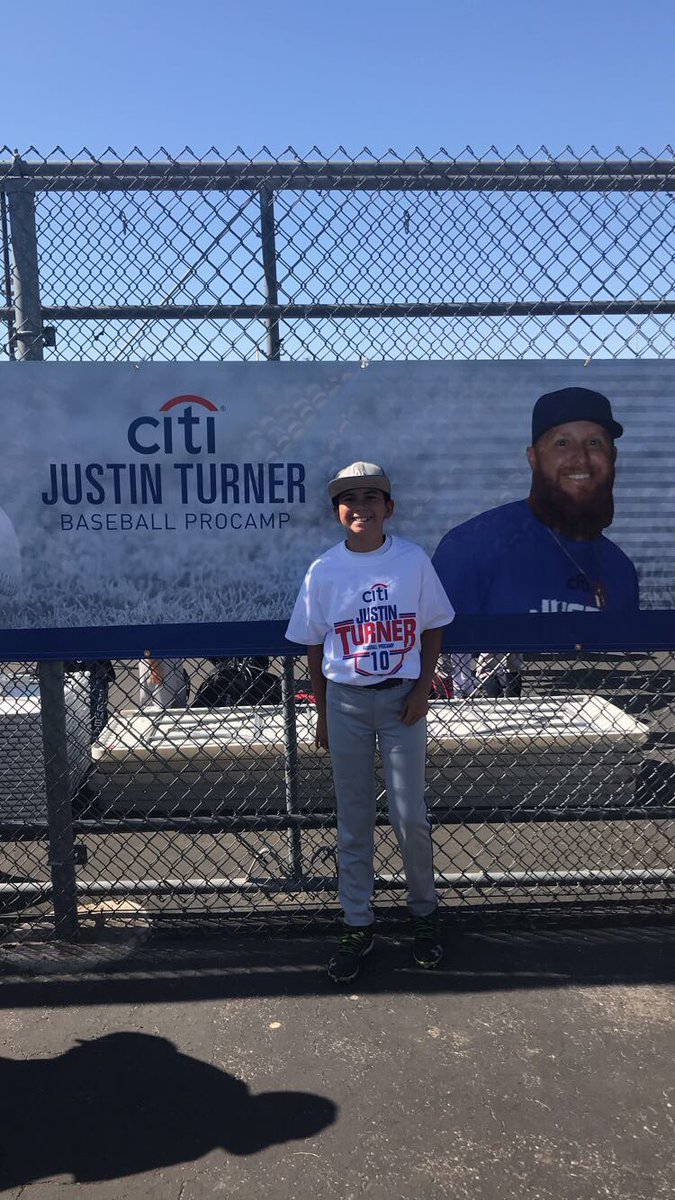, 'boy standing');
286,461,454,982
